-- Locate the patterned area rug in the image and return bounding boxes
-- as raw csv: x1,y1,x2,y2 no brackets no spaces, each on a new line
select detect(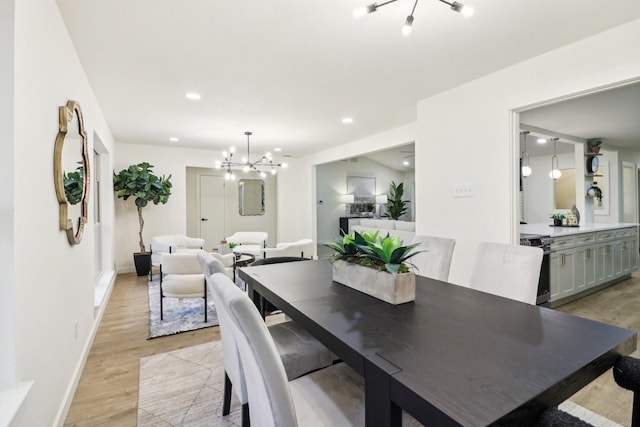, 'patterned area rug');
147,278,219,339
138,341,242,426
138,342,622,427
